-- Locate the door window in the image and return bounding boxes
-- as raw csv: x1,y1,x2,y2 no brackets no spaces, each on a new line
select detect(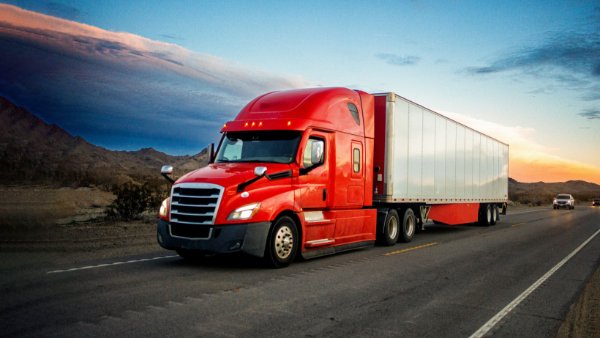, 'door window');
303,137,325,168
